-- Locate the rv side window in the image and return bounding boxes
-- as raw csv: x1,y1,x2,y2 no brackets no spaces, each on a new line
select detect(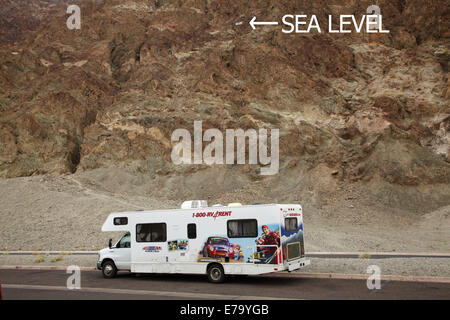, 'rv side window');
227,219,257,238
136,223,167,242
187,224,196,239
113,217,128,225
285,218,298,231
117,232,131,248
